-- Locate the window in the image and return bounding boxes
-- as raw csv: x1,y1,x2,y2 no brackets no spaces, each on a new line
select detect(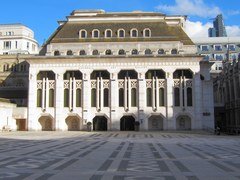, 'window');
80,30,87,38
105,29,112,38
228,44,236,51
37,89,42,107
3,64,9,72
171,49,178,54
67,50,73,56
158,49,165,55
187,88,192,106
118,29,125,38
3,41,11,49
118,49,126,55
131,29,138,37
174,88,180,106
143,28,151,37
119,89,124,107
104,89,109,107
79,50,86,55
27,42,30,49
64,89,69,107
15,41,18,49
131,88,137,107
54,50,60,56
147,88,152,107
49,89,54,107
105,49,112,55
91,89,96,107
92,49,99,55
159,88,164,106
92,29,100,38
215,54,224,61
214,45,222,51
201,45,209,51
131,49,138,55
76,89,82,107
145,49,152,55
